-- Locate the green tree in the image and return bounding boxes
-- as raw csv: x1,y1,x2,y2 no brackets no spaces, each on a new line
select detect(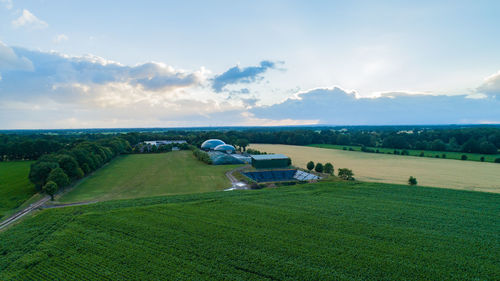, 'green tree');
47,168,71,190
43,181,58,201
324,162,334,175
29,161,58,190
338,168,354,180
58,154,82,179
461,155,467,160
408,176,417,186
314,163,324,173
235,139,250,152
306,161,314,171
